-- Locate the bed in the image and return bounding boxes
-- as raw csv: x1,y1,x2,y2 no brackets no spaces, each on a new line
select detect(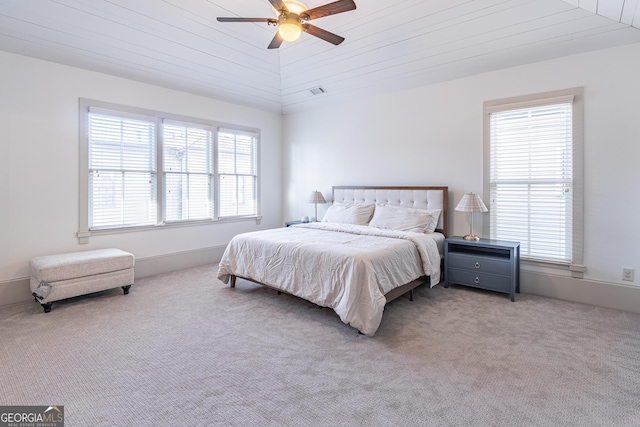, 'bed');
217,186,448,336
